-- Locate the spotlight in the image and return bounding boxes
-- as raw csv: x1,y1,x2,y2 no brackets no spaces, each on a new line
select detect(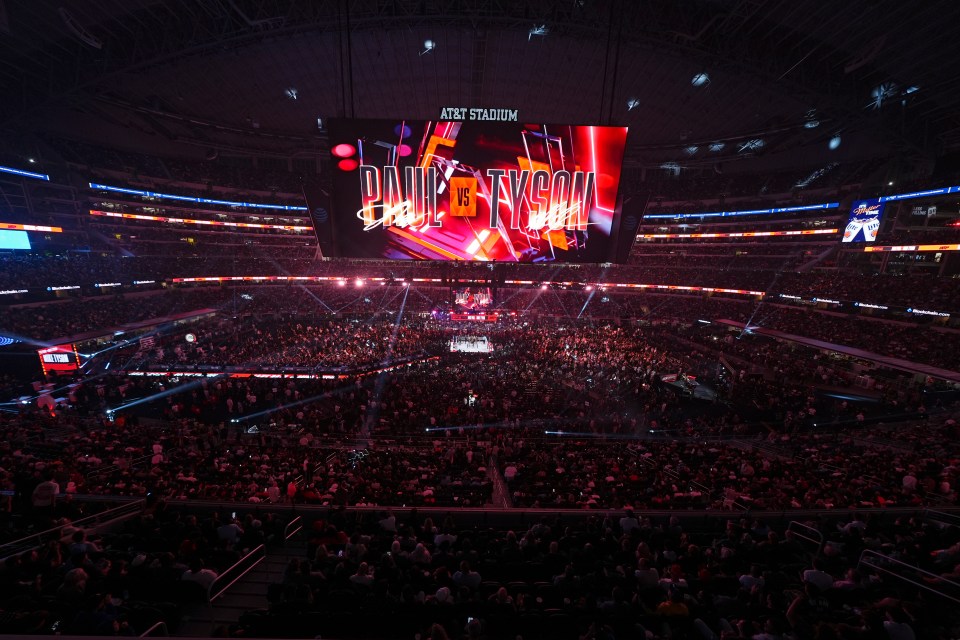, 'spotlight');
528,24,548,41
691,72,710,87
626,97,640,111
355,279,364,287
888,181,894,186
284,87,298,100
585,285,593,291
829,135,841,150
337,280,346,287
421,39,435,55
28,158,35,164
